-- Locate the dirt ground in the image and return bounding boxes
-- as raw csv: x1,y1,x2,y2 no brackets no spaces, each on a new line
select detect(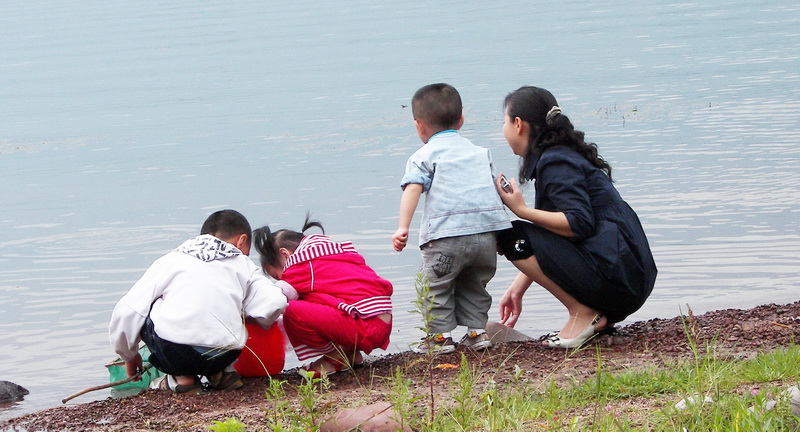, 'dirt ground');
3,301,799,432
